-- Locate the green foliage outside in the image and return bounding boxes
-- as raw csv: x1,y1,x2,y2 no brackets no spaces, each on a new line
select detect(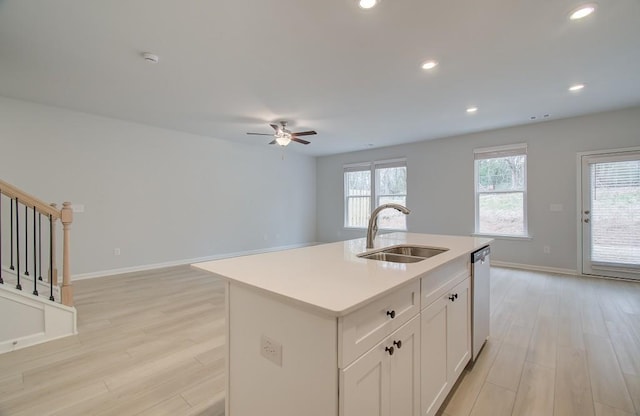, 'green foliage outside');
477,155,525,191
